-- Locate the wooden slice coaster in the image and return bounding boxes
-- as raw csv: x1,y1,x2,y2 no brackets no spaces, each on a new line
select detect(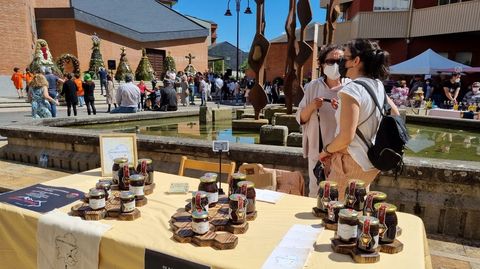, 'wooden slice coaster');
135,197,148,207
331,238,356,255
70,203,88,217
105,201,121,218
312,207,327,218
118,208,141,221
171,221,191,231
380,239,404,254
225,221,249,234
144,183,156,195
191,231,216,247
211,218,229,228
84,208,108,220
246,211,257,221
323,219,338,231
351,248,380,264
213,233,238,250
172,211,192,222
173,227,194,243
